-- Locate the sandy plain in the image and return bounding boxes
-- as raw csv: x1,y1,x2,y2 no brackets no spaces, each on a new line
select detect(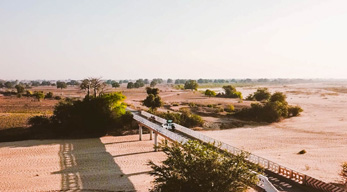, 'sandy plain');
1,82,346,191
